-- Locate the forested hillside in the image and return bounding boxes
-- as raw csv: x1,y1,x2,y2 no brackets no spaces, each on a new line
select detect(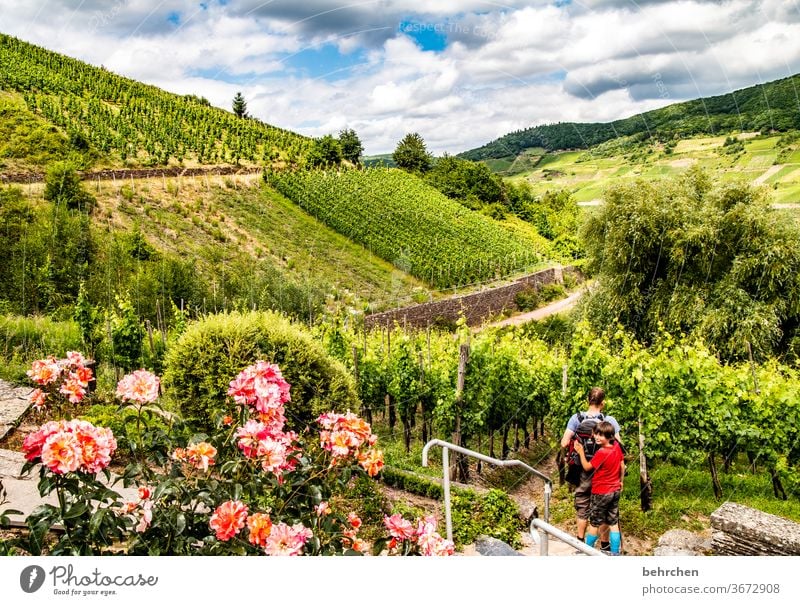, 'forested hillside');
461,73,800,161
